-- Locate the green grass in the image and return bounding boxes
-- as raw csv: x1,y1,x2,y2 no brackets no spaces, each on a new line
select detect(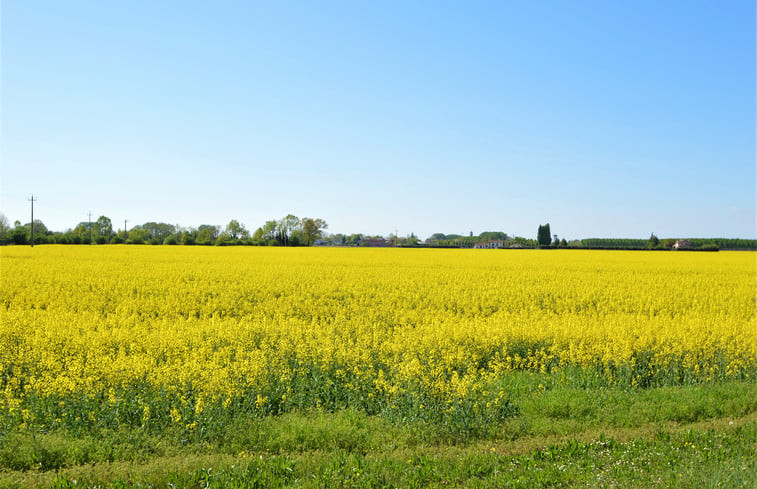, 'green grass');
3,417,755,488
1,379,755,488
